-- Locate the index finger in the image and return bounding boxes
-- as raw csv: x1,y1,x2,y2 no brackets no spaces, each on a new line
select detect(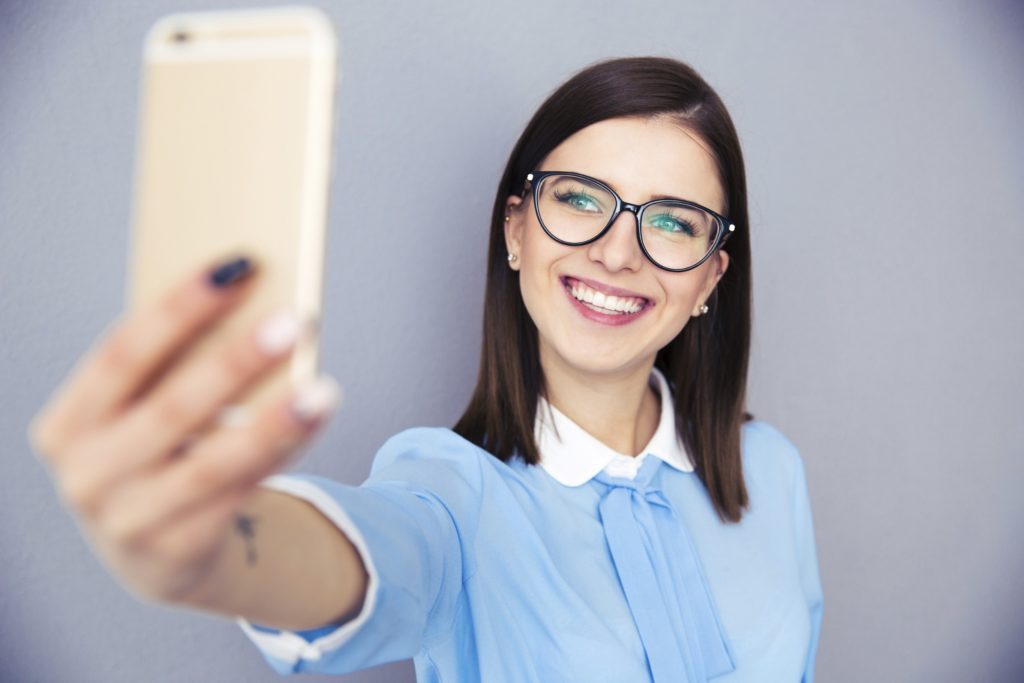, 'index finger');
29,254,259,457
